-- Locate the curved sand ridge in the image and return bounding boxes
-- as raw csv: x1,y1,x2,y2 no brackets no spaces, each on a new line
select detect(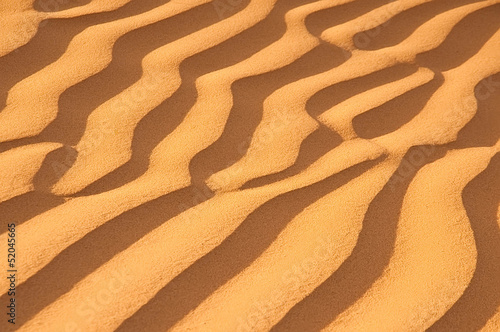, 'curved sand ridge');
0,0,499,331
0,0,212,141
51,0,341,195
0,0,137,57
